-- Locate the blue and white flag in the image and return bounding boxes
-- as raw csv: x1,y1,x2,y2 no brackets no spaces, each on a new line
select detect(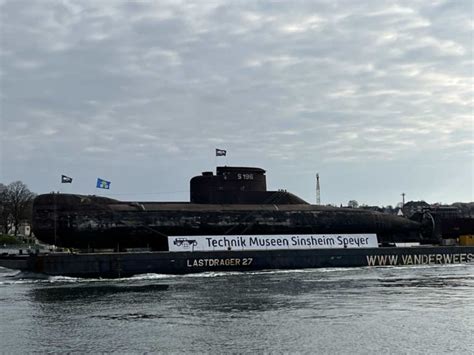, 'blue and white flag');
96,178,111,189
